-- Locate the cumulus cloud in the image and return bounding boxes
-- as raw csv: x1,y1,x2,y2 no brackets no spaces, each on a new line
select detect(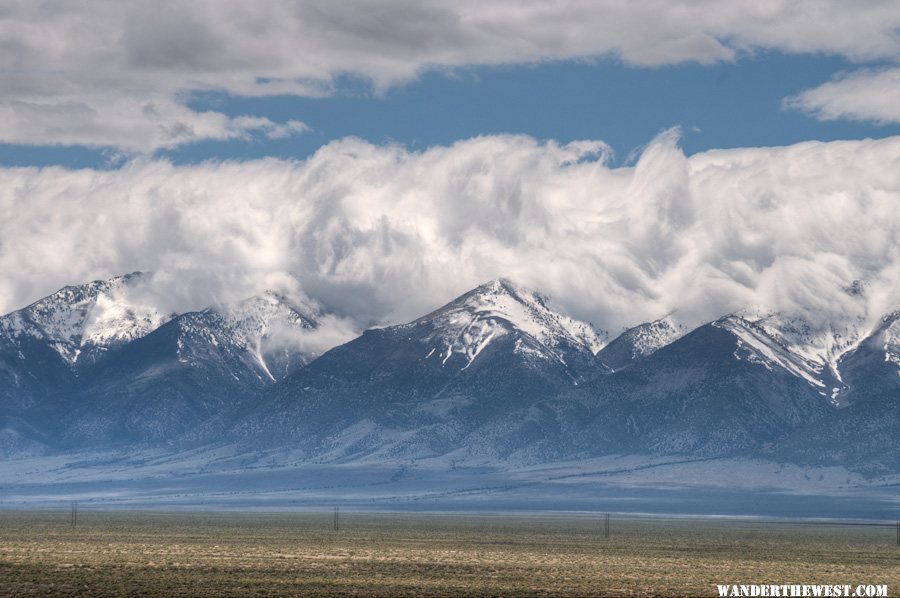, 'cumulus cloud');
2,1,900,150
785,68,900,124
2,132,900,346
